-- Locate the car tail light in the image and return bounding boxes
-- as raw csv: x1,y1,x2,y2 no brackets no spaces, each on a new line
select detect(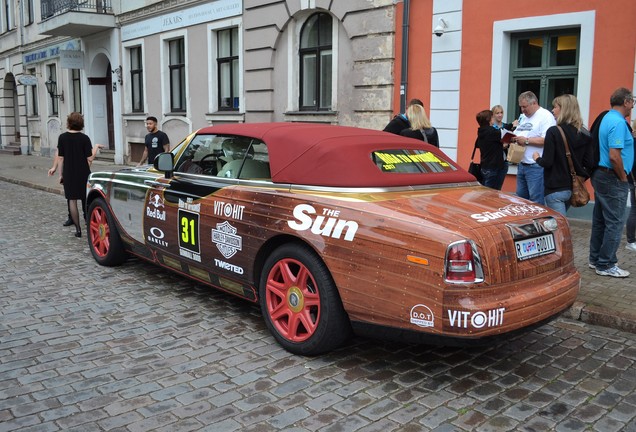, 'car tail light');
444,240,484,284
